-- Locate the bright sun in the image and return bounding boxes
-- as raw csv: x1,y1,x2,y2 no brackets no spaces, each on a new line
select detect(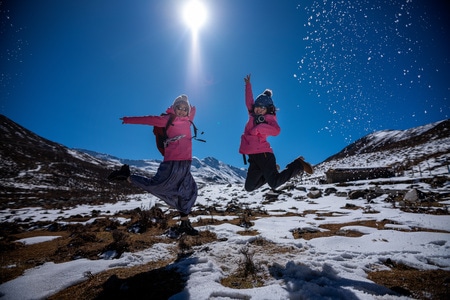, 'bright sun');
183,0,207,31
